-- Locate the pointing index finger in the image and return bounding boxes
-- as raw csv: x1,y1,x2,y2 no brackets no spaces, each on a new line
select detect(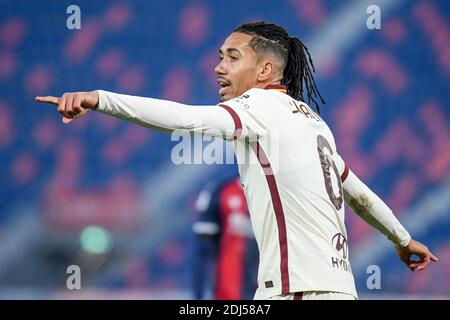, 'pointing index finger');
35,96,59,106
430,252,438,262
